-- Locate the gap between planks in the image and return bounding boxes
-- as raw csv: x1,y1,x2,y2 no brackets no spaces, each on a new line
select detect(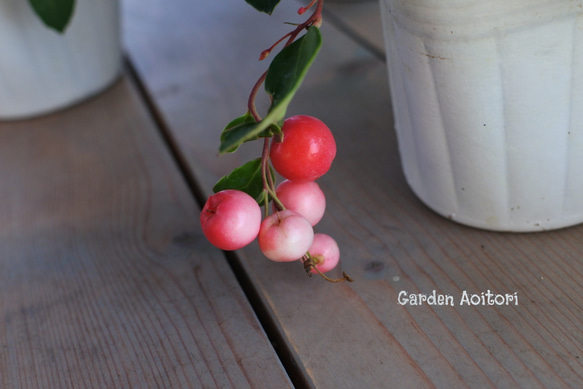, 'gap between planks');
123,55,316,389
